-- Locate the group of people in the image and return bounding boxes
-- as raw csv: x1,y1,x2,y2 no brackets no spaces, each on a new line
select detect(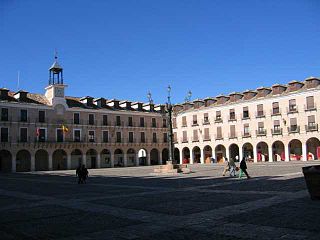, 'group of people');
222,156,251,179
76,164,89,184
